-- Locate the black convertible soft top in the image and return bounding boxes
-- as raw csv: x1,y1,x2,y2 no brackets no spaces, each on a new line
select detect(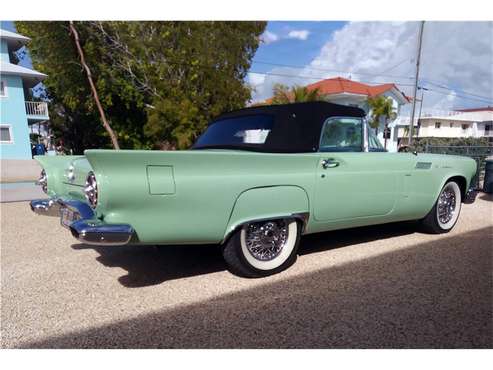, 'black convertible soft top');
193,101,366,153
